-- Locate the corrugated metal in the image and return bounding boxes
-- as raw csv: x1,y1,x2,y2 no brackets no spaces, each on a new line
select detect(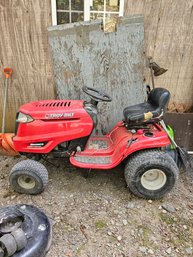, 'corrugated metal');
48,16,146,132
